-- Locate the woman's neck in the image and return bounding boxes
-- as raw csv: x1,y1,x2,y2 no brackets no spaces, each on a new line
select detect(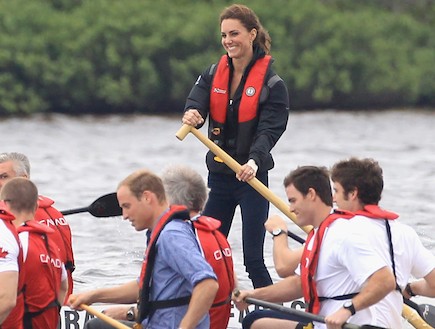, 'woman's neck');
232,51,253,74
